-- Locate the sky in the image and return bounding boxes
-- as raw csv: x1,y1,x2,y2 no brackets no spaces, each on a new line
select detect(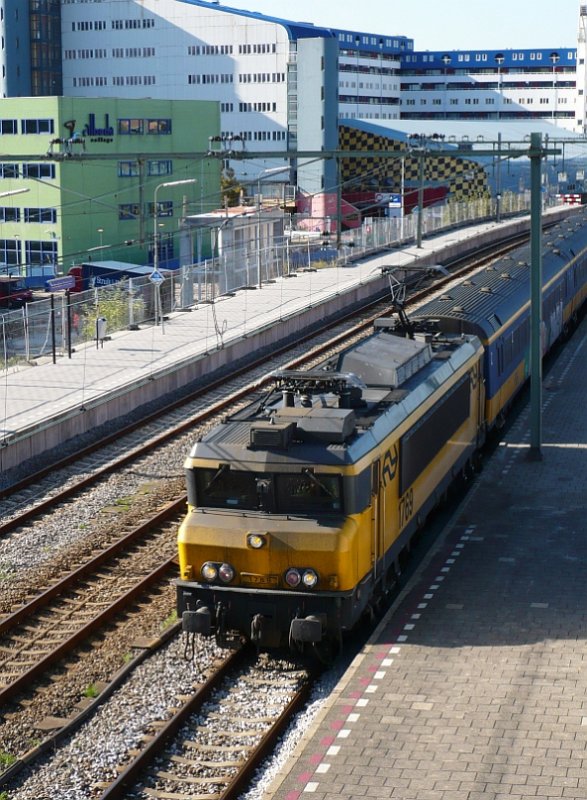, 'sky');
217,0,579,50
